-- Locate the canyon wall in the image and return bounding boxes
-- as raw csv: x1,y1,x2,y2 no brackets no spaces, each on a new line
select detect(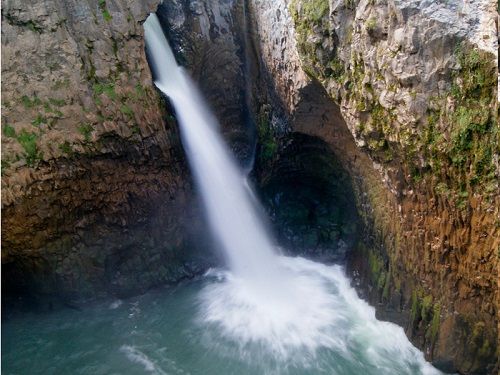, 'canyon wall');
1,0,254,310
249,0,498,373
1,0,213,309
